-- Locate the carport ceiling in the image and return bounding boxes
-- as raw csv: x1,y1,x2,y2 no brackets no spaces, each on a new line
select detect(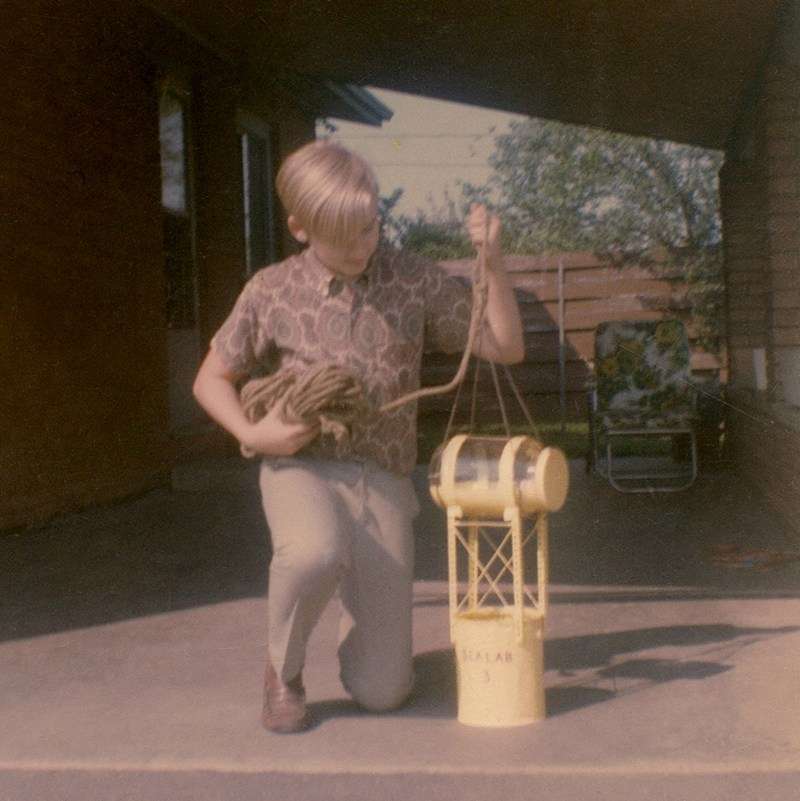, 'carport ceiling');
155,0,784,150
